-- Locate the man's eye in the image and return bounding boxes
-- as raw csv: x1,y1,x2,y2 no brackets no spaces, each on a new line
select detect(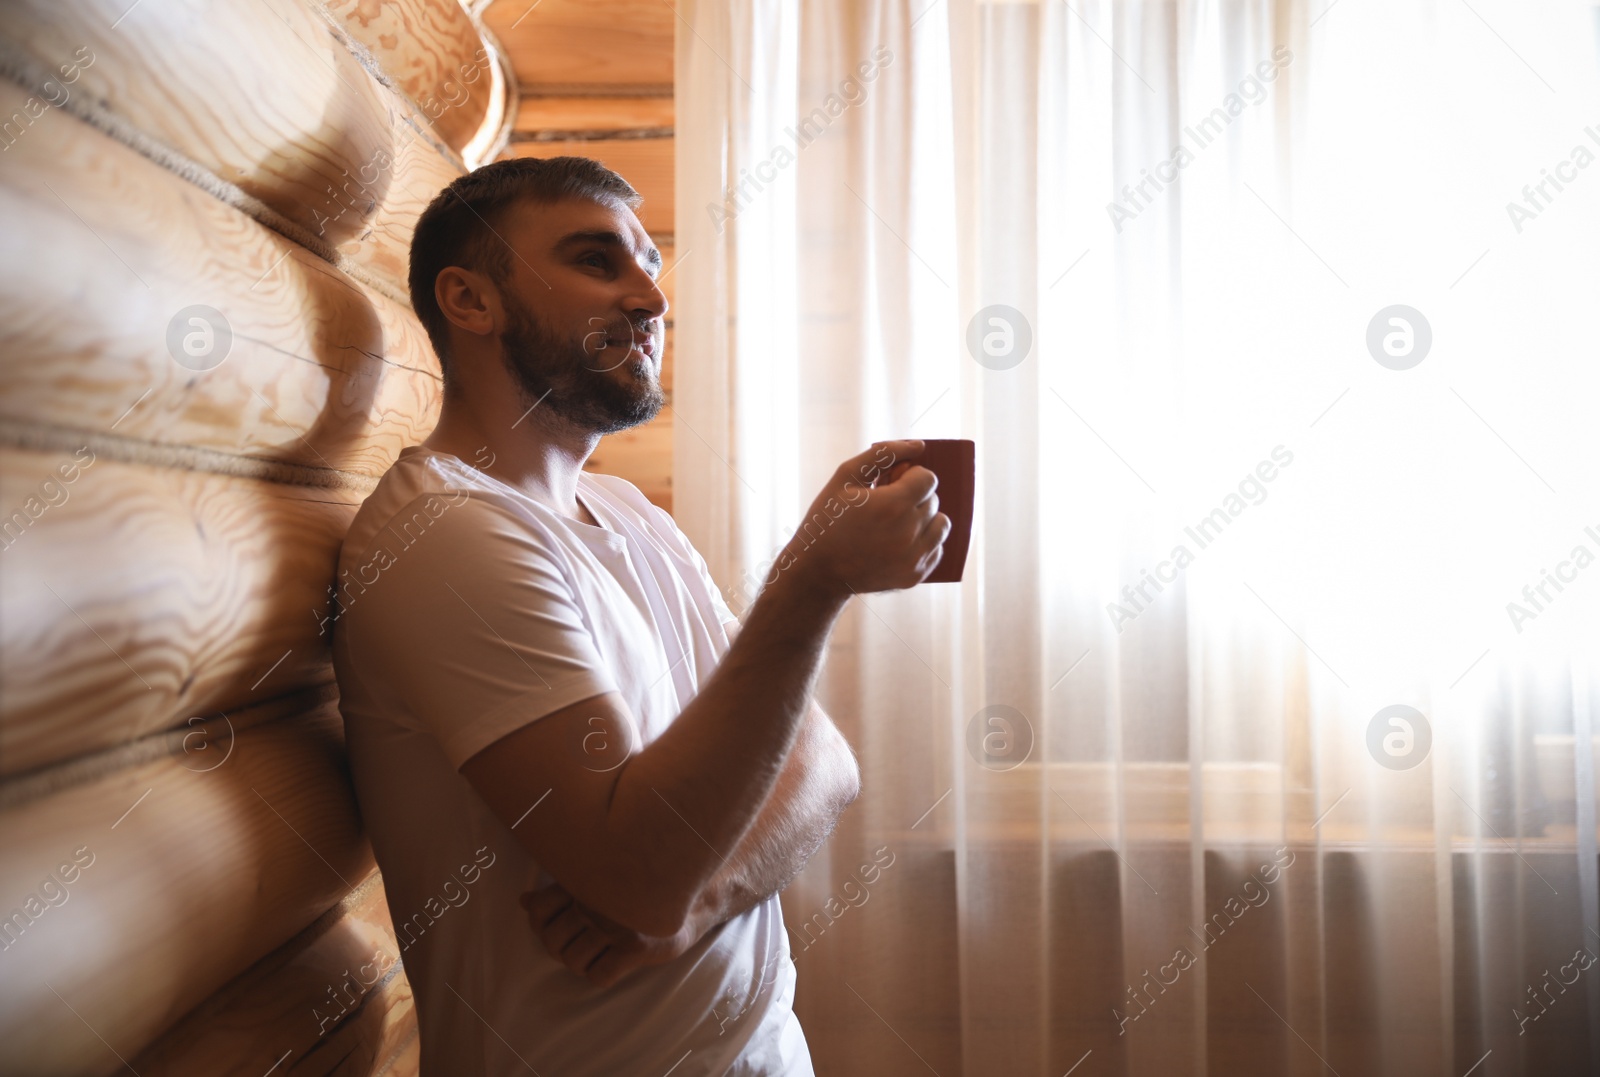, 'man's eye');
580,253,608,269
